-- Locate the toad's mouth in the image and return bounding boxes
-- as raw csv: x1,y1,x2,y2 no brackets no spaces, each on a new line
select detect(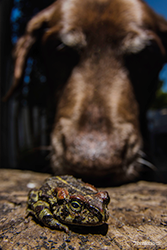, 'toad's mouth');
56,207,109,226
